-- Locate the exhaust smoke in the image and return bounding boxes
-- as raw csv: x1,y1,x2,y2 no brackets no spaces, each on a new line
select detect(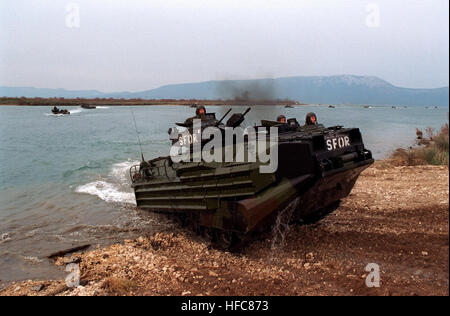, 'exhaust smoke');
216,79,277,102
